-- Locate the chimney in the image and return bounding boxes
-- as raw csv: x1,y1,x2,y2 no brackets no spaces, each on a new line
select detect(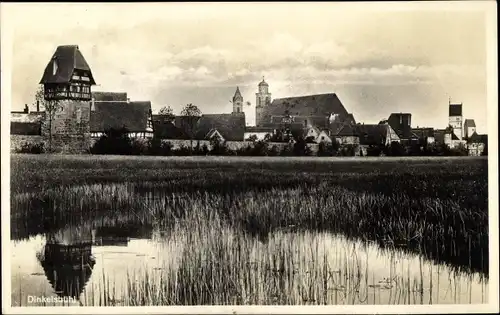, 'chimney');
36,100,40,112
